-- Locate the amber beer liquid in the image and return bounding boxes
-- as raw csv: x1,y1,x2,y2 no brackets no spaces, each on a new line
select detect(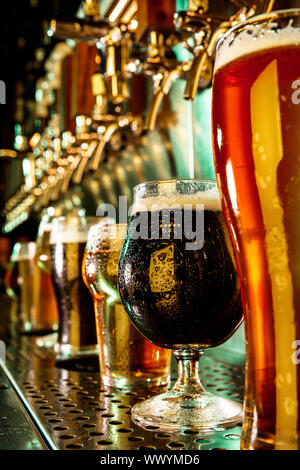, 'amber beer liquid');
212,23,300,449
10,242,58,333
